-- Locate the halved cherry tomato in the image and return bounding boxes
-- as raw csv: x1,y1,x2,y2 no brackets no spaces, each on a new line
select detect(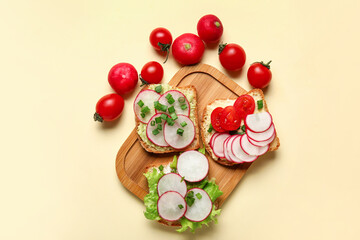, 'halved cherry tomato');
219,106,241,131
234,95,255,119
211,107,226,132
